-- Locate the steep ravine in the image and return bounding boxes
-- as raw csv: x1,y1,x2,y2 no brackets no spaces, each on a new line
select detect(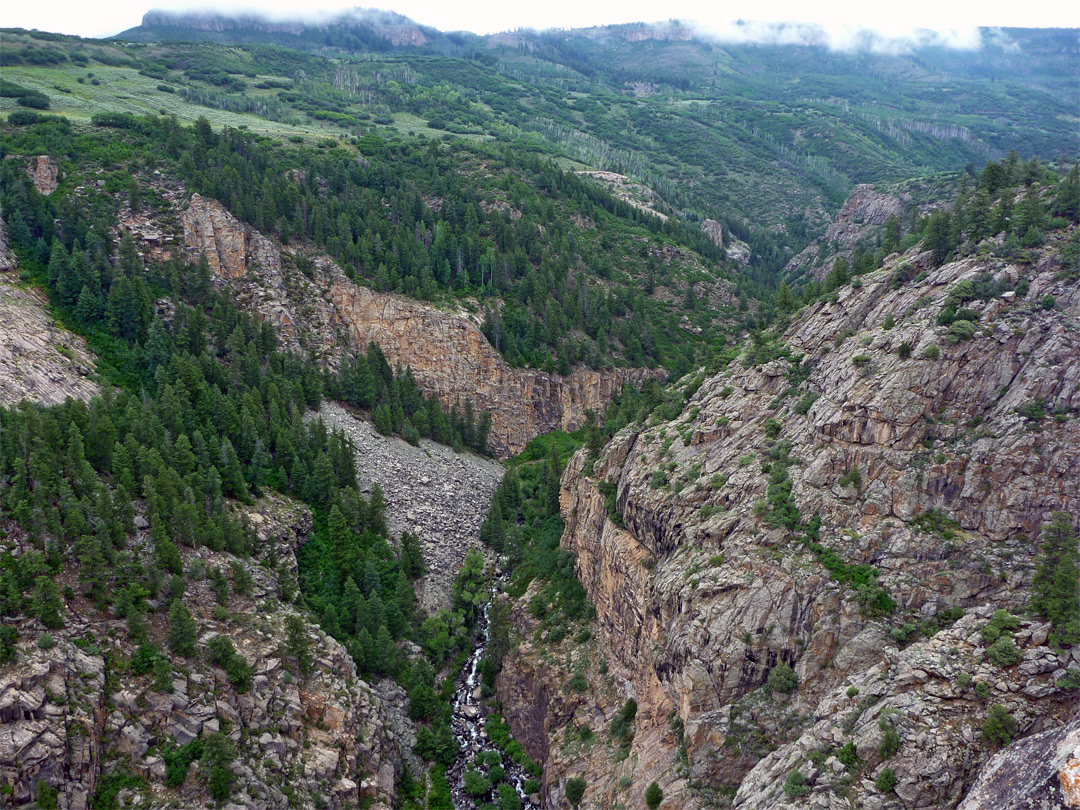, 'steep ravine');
498,231,1080,808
